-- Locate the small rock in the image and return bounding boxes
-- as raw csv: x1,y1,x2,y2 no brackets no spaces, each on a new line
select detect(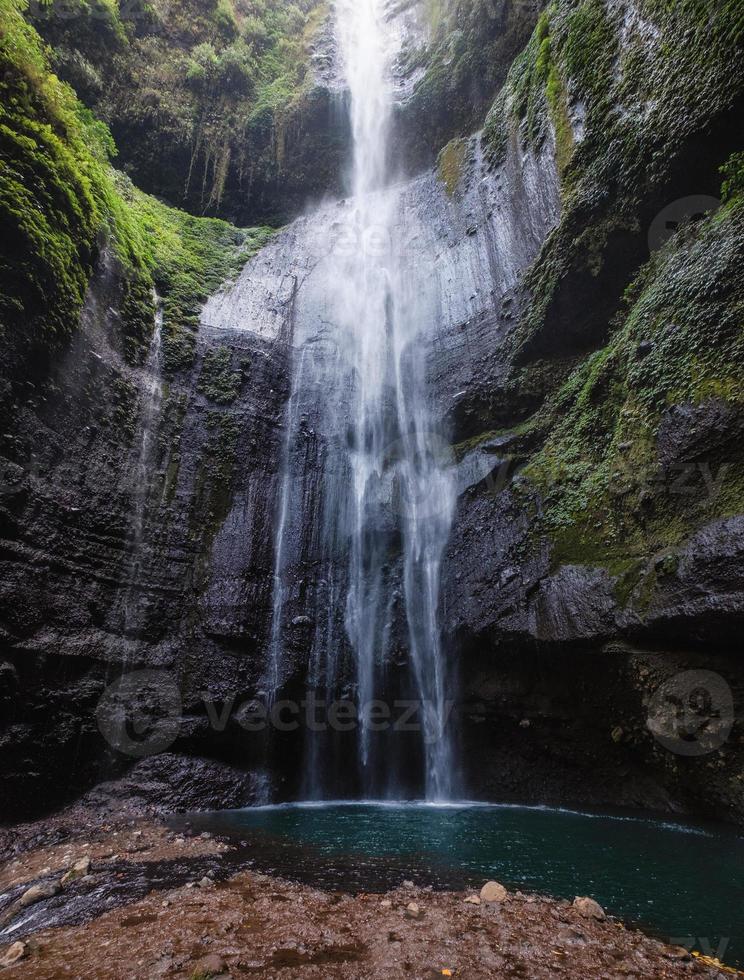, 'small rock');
557,925,587,945
61,856,91,886
20,881,60,907
404,902,423,920
380,899,392,908
573,896,606,921
192,952,226,976
0,942,27,967
402,880,414,889
519,718,531,729
480,881,508,904
637,340,654,358
198,877,215,889
663,945,692,962
464,895,481,905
